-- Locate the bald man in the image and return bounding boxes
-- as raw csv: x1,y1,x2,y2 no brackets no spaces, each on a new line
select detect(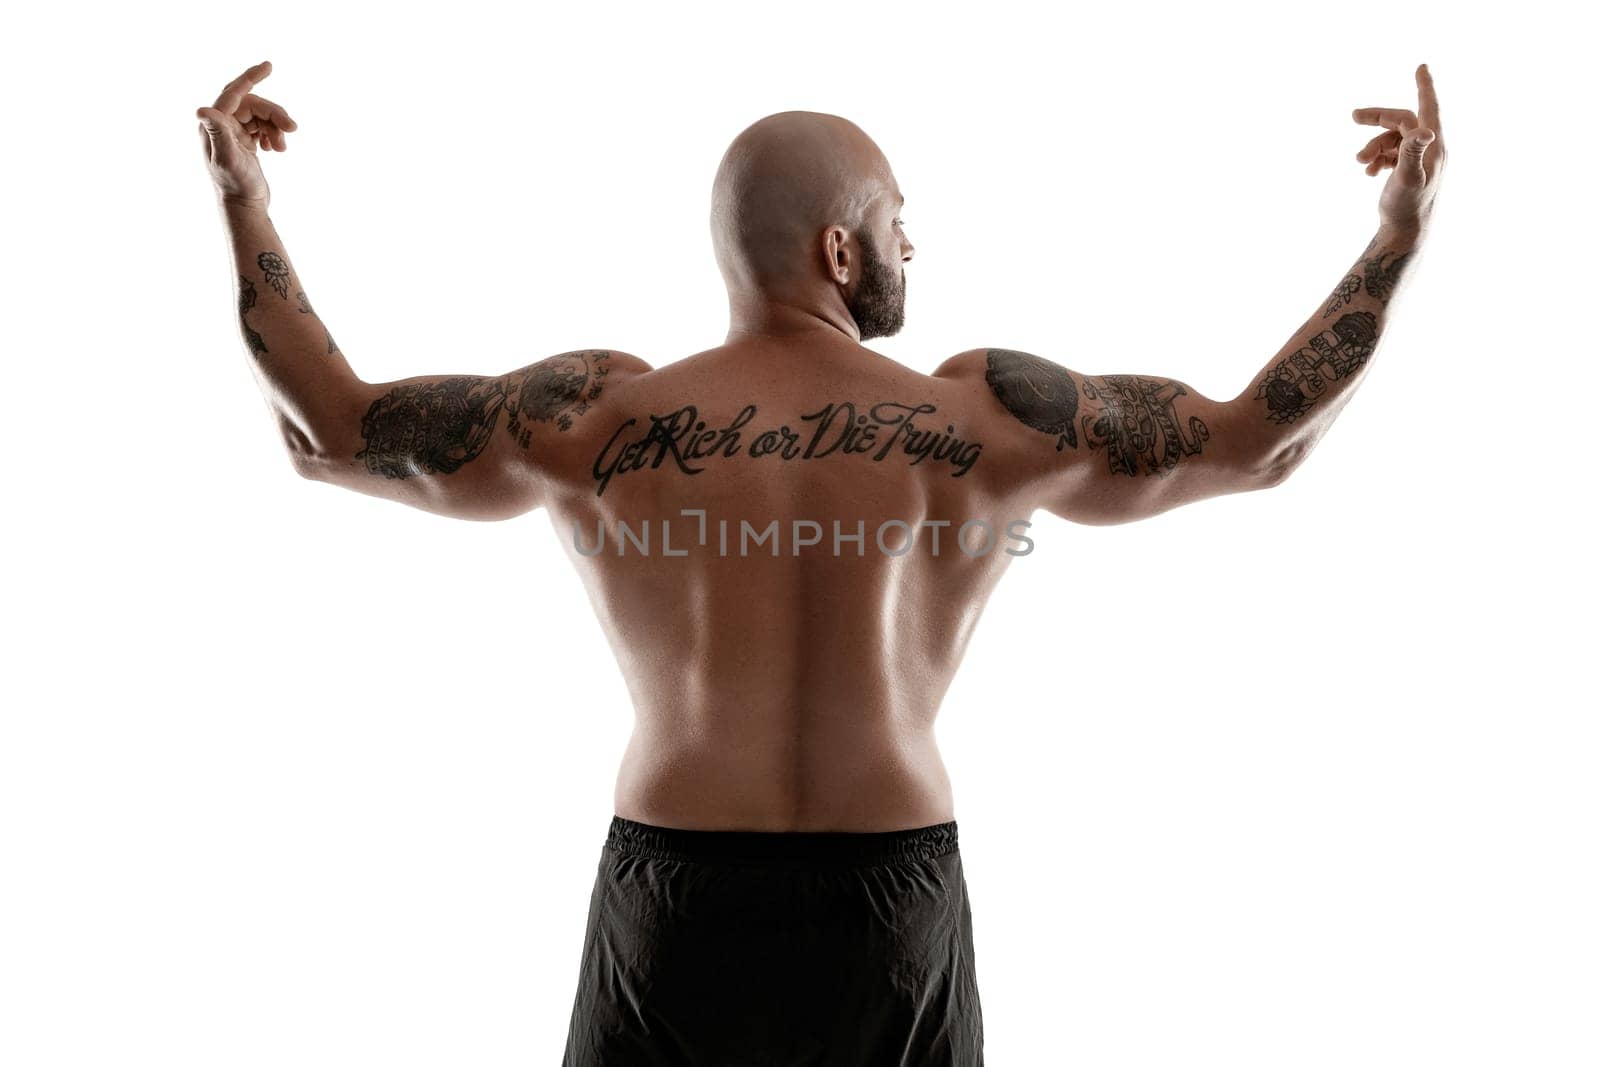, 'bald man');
197,63,1445,1065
